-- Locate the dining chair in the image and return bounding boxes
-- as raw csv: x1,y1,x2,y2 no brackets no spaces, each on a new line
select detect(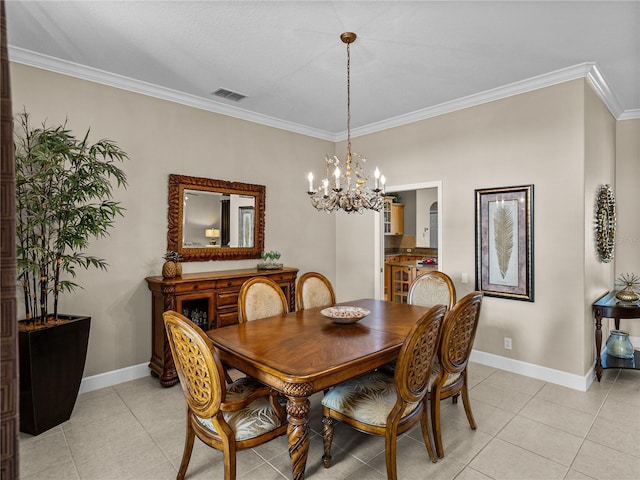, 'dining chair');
381,270,456,375
296,271,336,310
408,270,456,310
163,311,288,480
429,291,483,458
321,304,447,480
238,277,288,323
